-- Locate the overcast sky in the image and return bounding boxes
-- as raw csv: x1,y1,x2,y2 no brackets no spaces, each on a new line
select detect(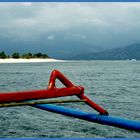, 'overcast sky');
0,2,140,49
